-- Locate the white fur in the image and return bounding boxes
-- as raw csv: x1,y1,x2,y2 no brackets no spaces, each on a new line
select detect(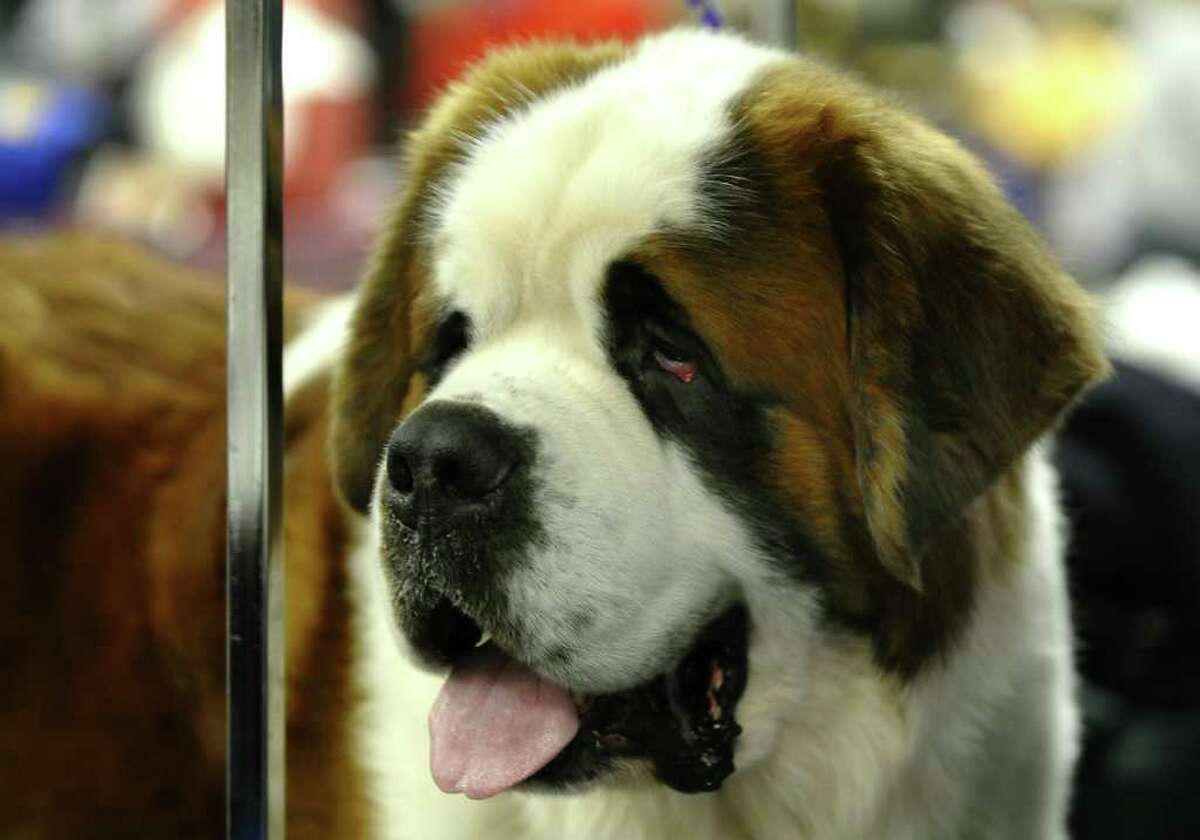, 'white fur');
295,27,1080,840
411,332,768,692
871,450,1078,840
428,28,779,345
1106,254,1200,390
283,294,355,398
